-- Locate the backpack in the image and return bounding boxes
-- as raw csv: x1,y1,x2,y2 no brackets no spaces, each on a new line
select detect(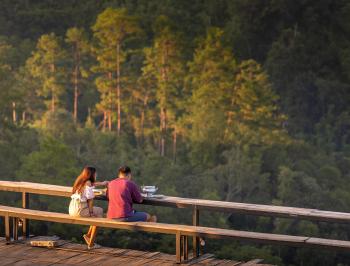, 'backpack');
69,193,82,216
